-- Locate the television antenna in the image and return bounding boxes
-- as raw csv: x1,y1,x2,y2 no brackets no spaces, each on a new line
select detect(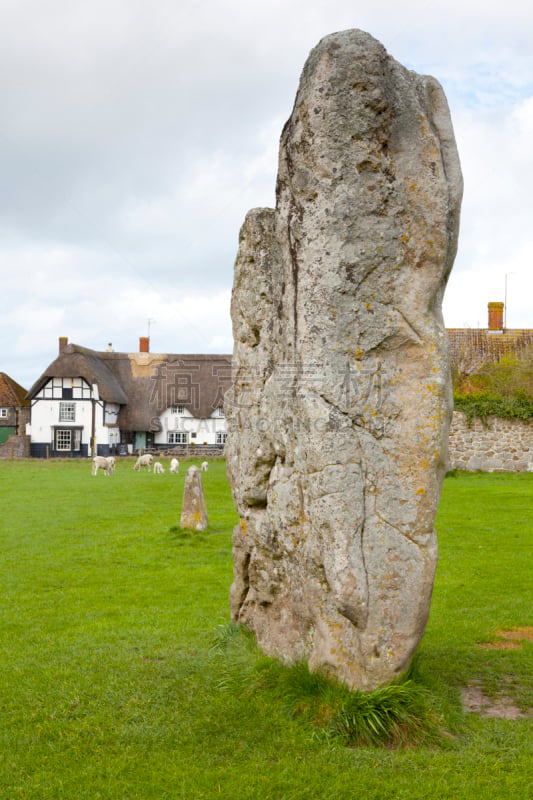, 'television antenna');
504,273,513,330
